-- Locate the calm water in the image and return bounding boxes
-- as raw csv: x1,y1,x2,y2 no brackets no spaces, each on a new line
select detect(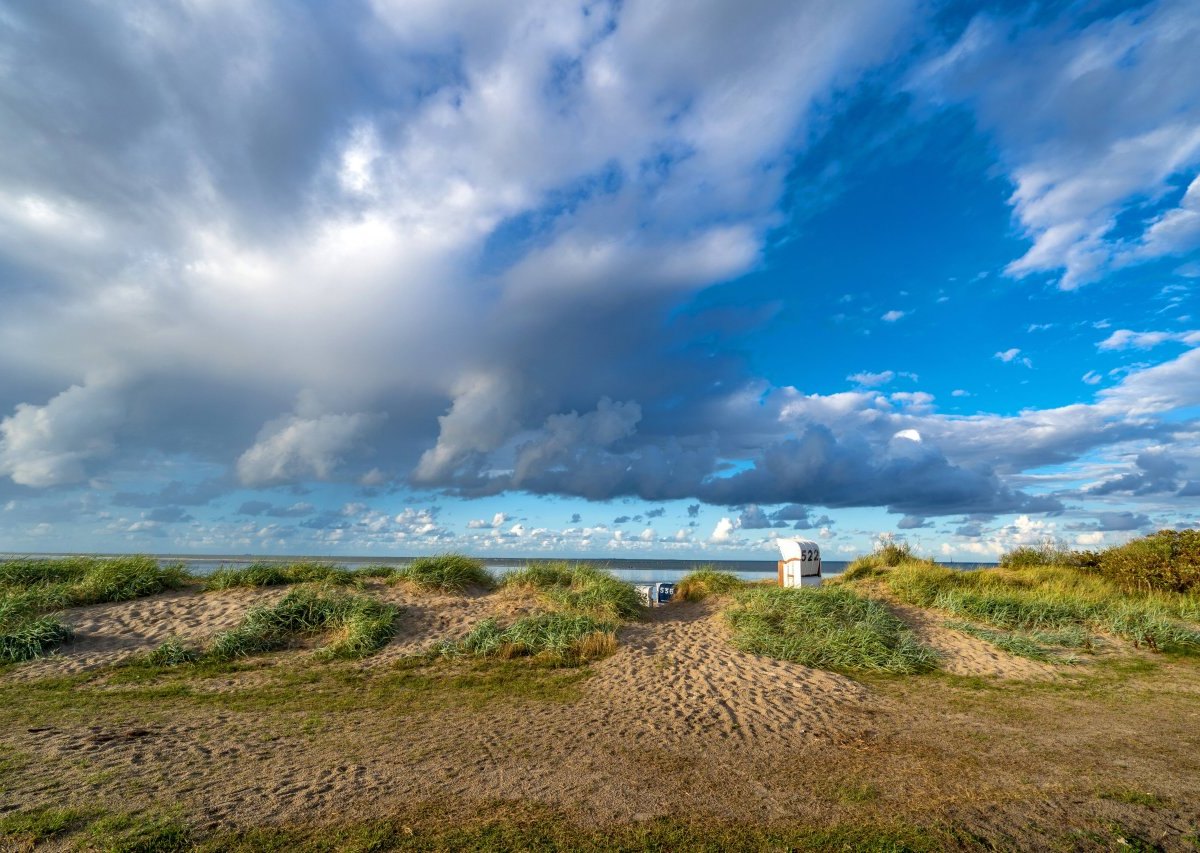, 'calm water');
1,553,997,583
